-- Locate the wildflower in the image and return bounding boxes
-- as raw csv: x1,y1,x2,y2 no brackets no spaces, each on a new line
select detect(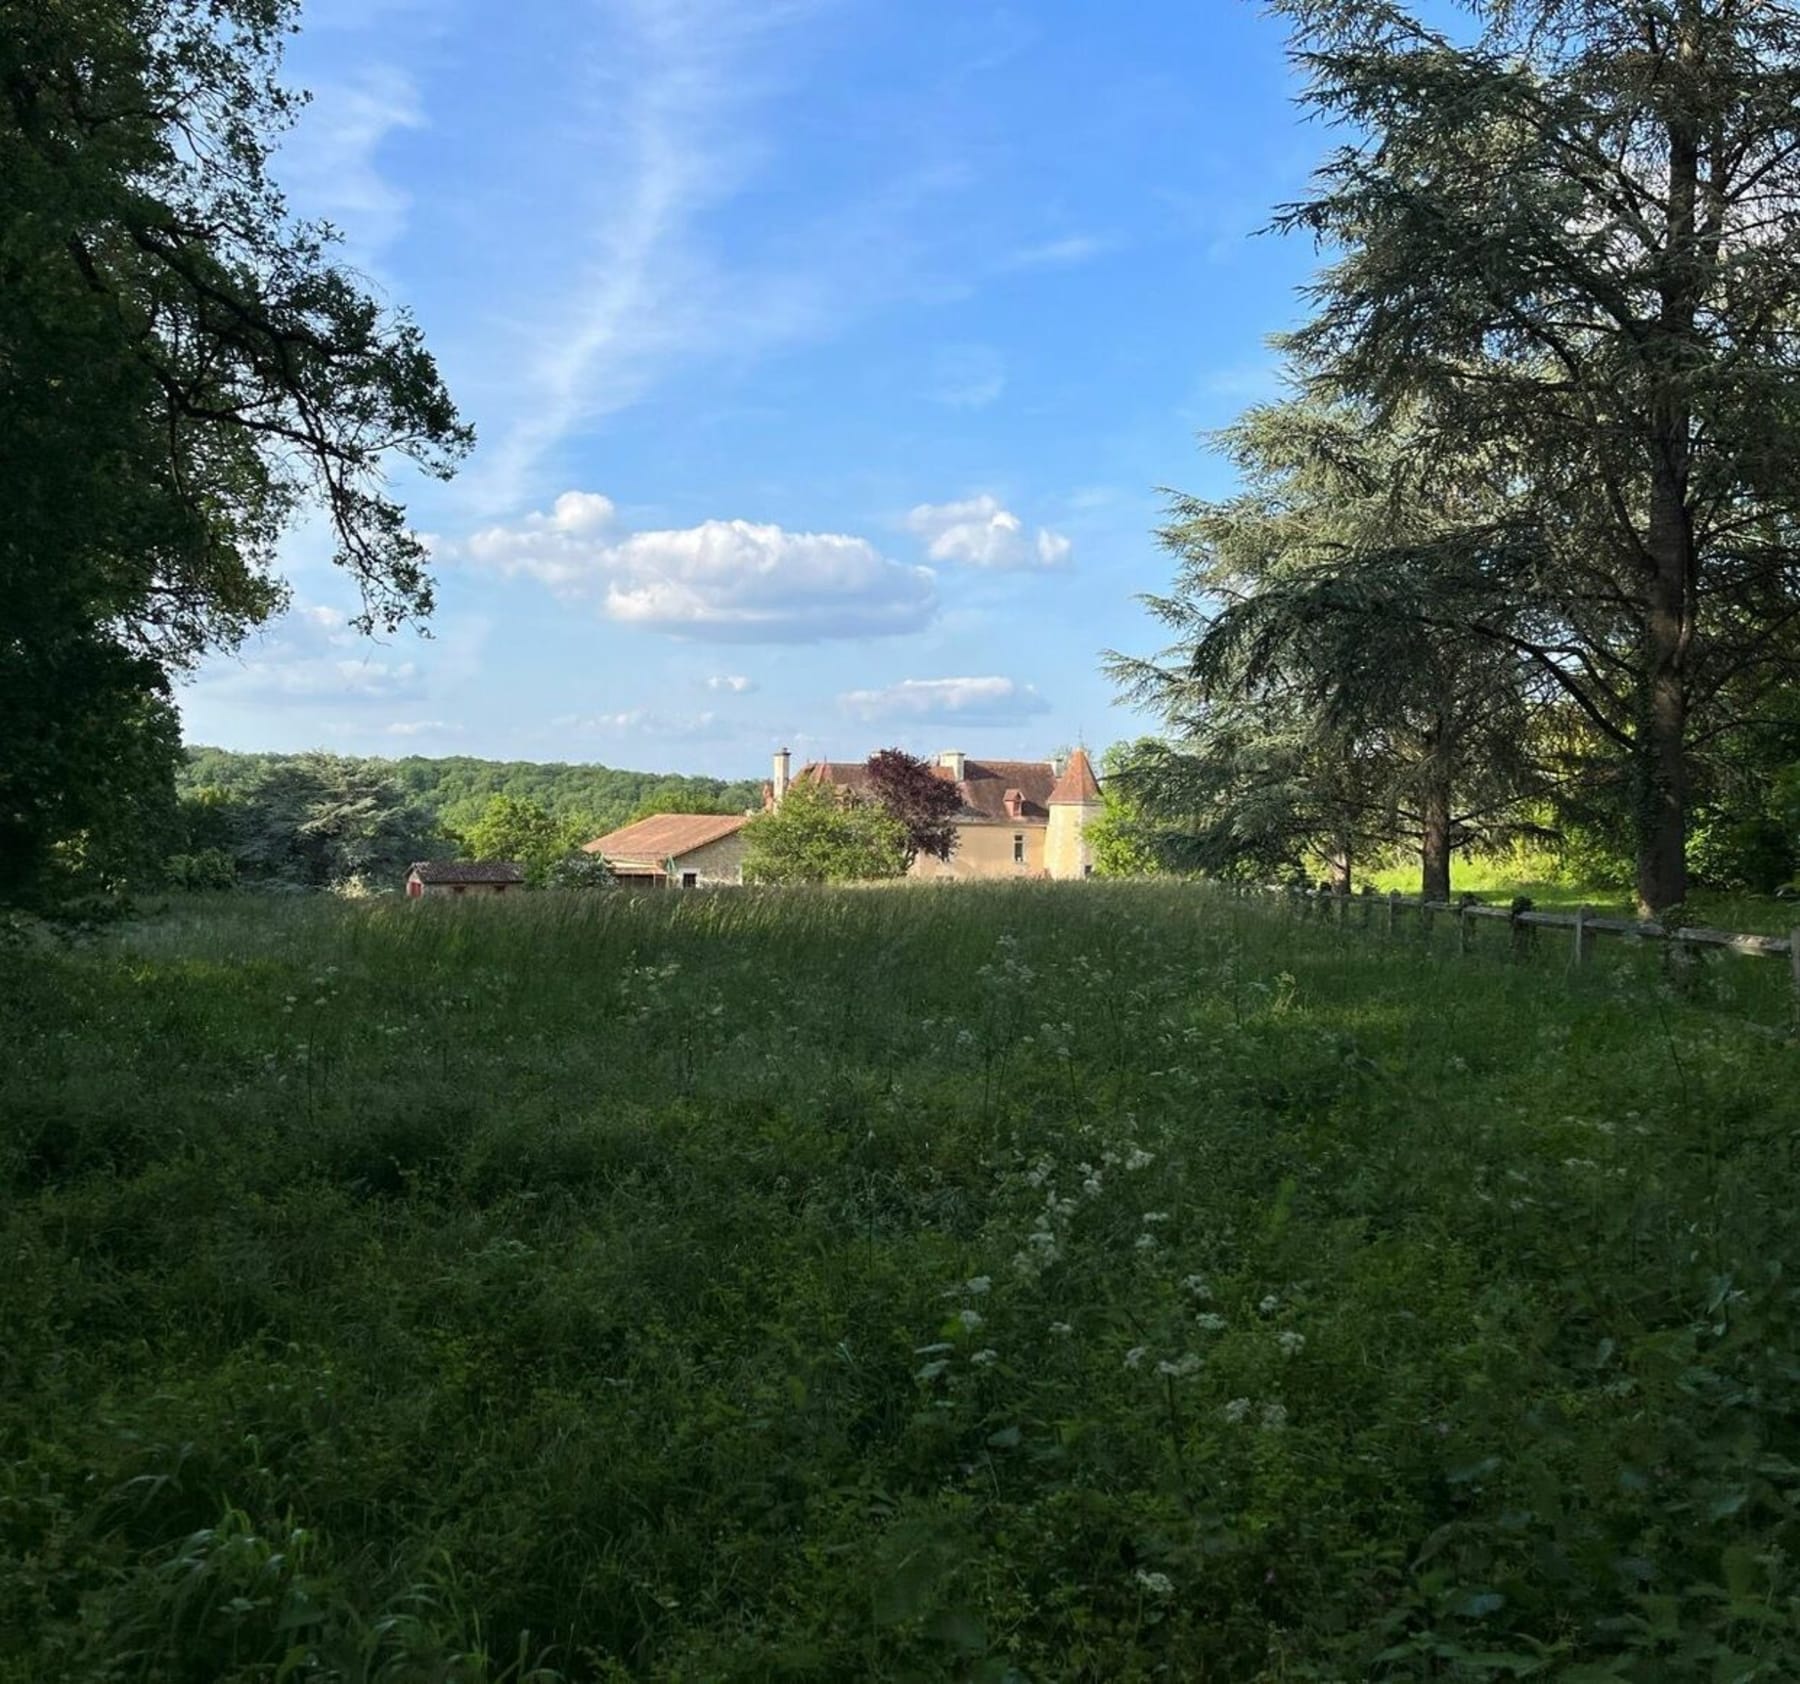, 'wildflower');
915,1359,950,1382
1195,1312,1227,1333
1260,1402,1288,1430
1141,1211,1170,1225
1156,1353,1202,1379
969,1348,999,1367
1223,1397,1252,1424
1181,1275,1212,1299
1135,1233,1159,1252
1277,1331,1305,1357
1124,1346,1149,1370
1258,1294,1280,1315
1027,1229,1059,1250
1048,1321,1073,1337
1124,1148,1155,1172
956,1309,984,1332
1134,1569,1174,1596
964,1276,992,1296
1082,1176,1104,1198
